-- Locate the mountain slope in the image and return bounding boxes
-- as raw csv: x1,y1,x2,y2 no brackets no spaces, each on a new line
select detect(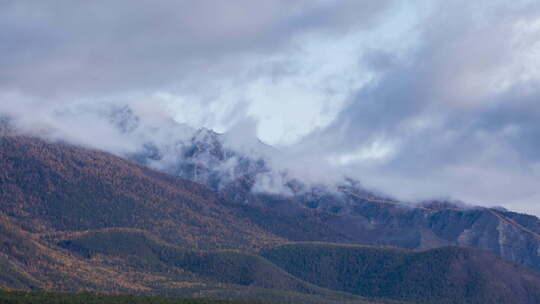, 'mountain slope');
55,229,328,295
262,243,540,304
0,135,282,251
0,214,395,304
218,177,540,273
0,135,399,303
53,229,392,303
326,193,540,272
